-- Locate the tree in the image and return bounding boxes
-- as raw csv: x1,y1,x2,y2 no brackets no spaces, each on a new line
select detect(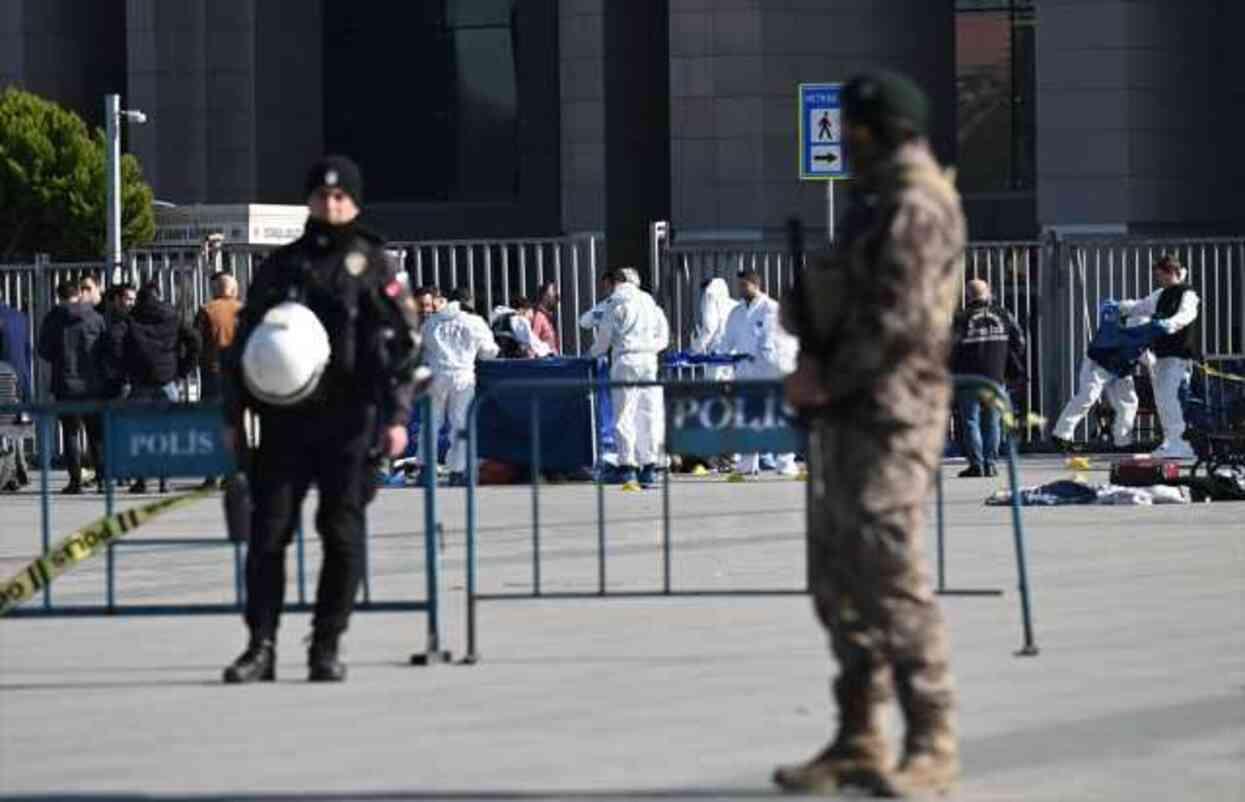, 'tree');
0,87,155,262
